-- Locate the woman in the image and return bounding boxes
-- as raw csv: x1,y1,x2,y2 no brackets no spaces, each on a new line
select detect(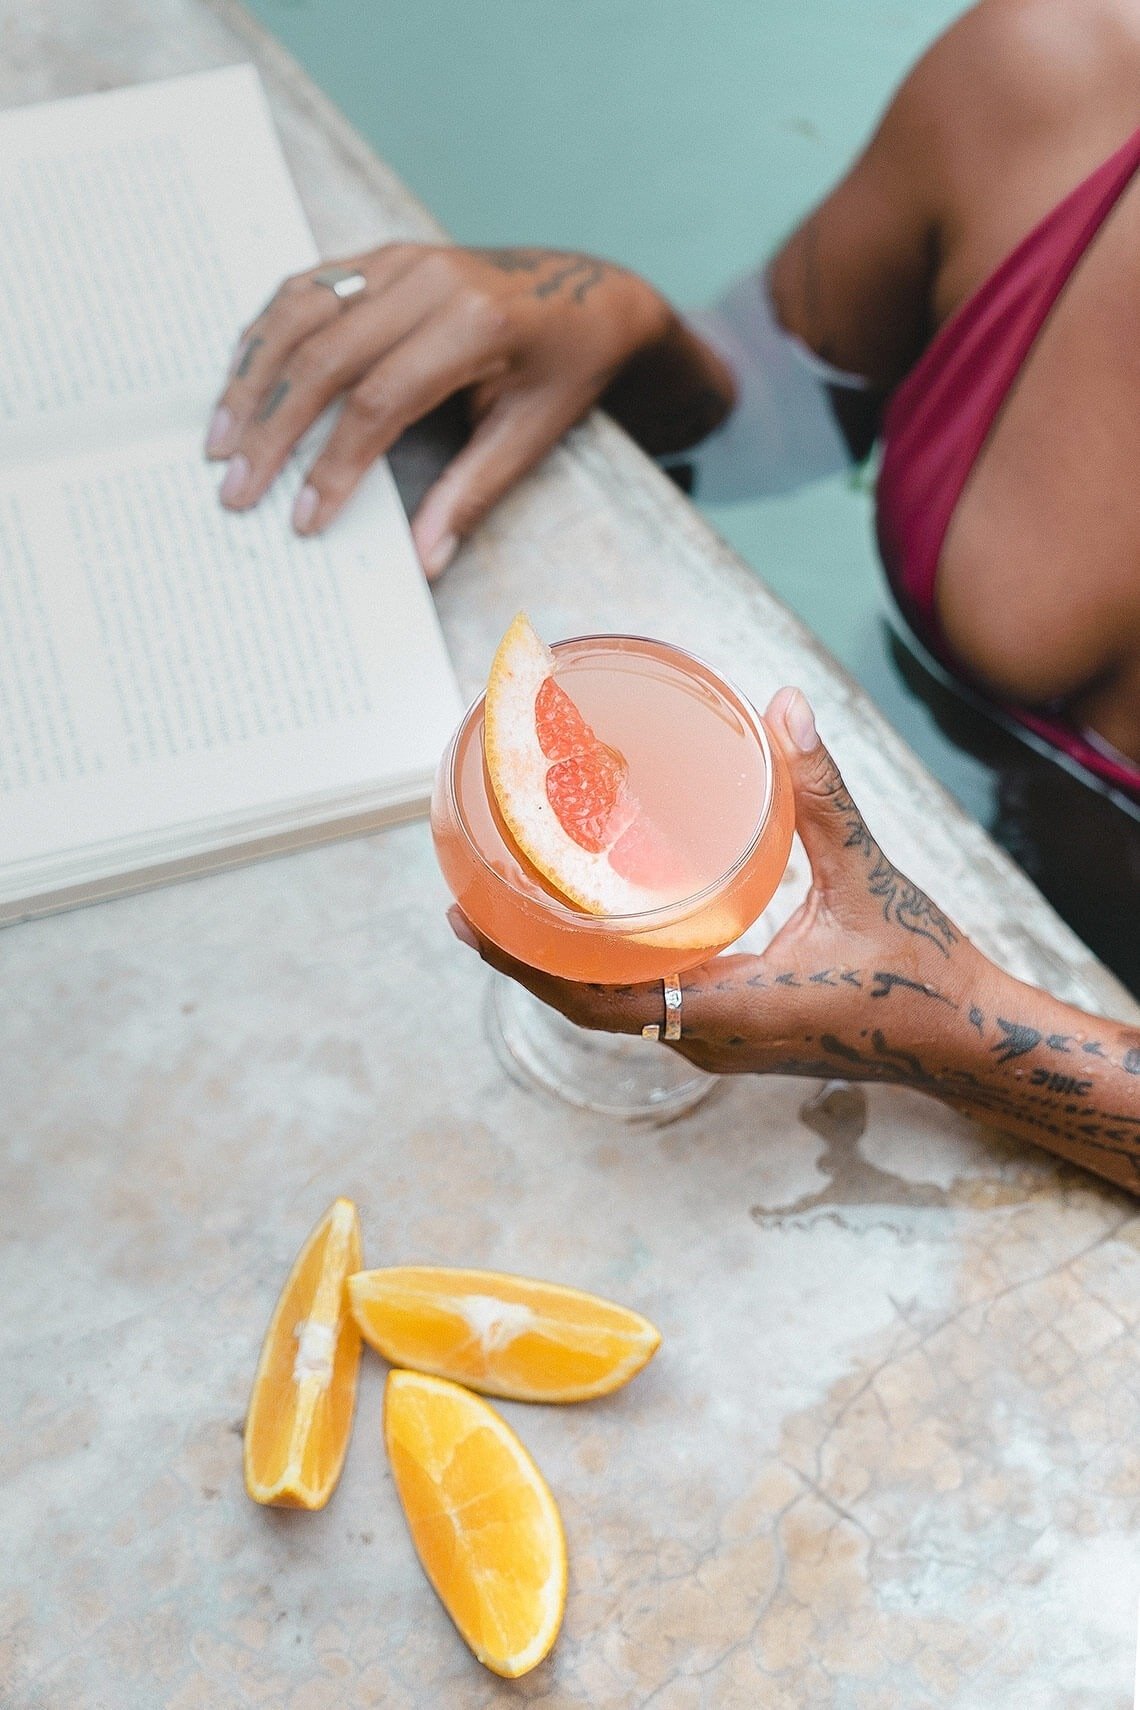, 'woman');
204,0,1140,1184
